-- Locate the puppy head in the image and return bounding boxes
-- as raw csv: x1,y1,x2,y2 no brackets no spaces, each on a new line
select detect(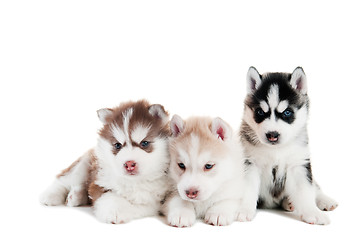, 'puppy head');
169,115,236,202
243,67,309,146
95,100,170,180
